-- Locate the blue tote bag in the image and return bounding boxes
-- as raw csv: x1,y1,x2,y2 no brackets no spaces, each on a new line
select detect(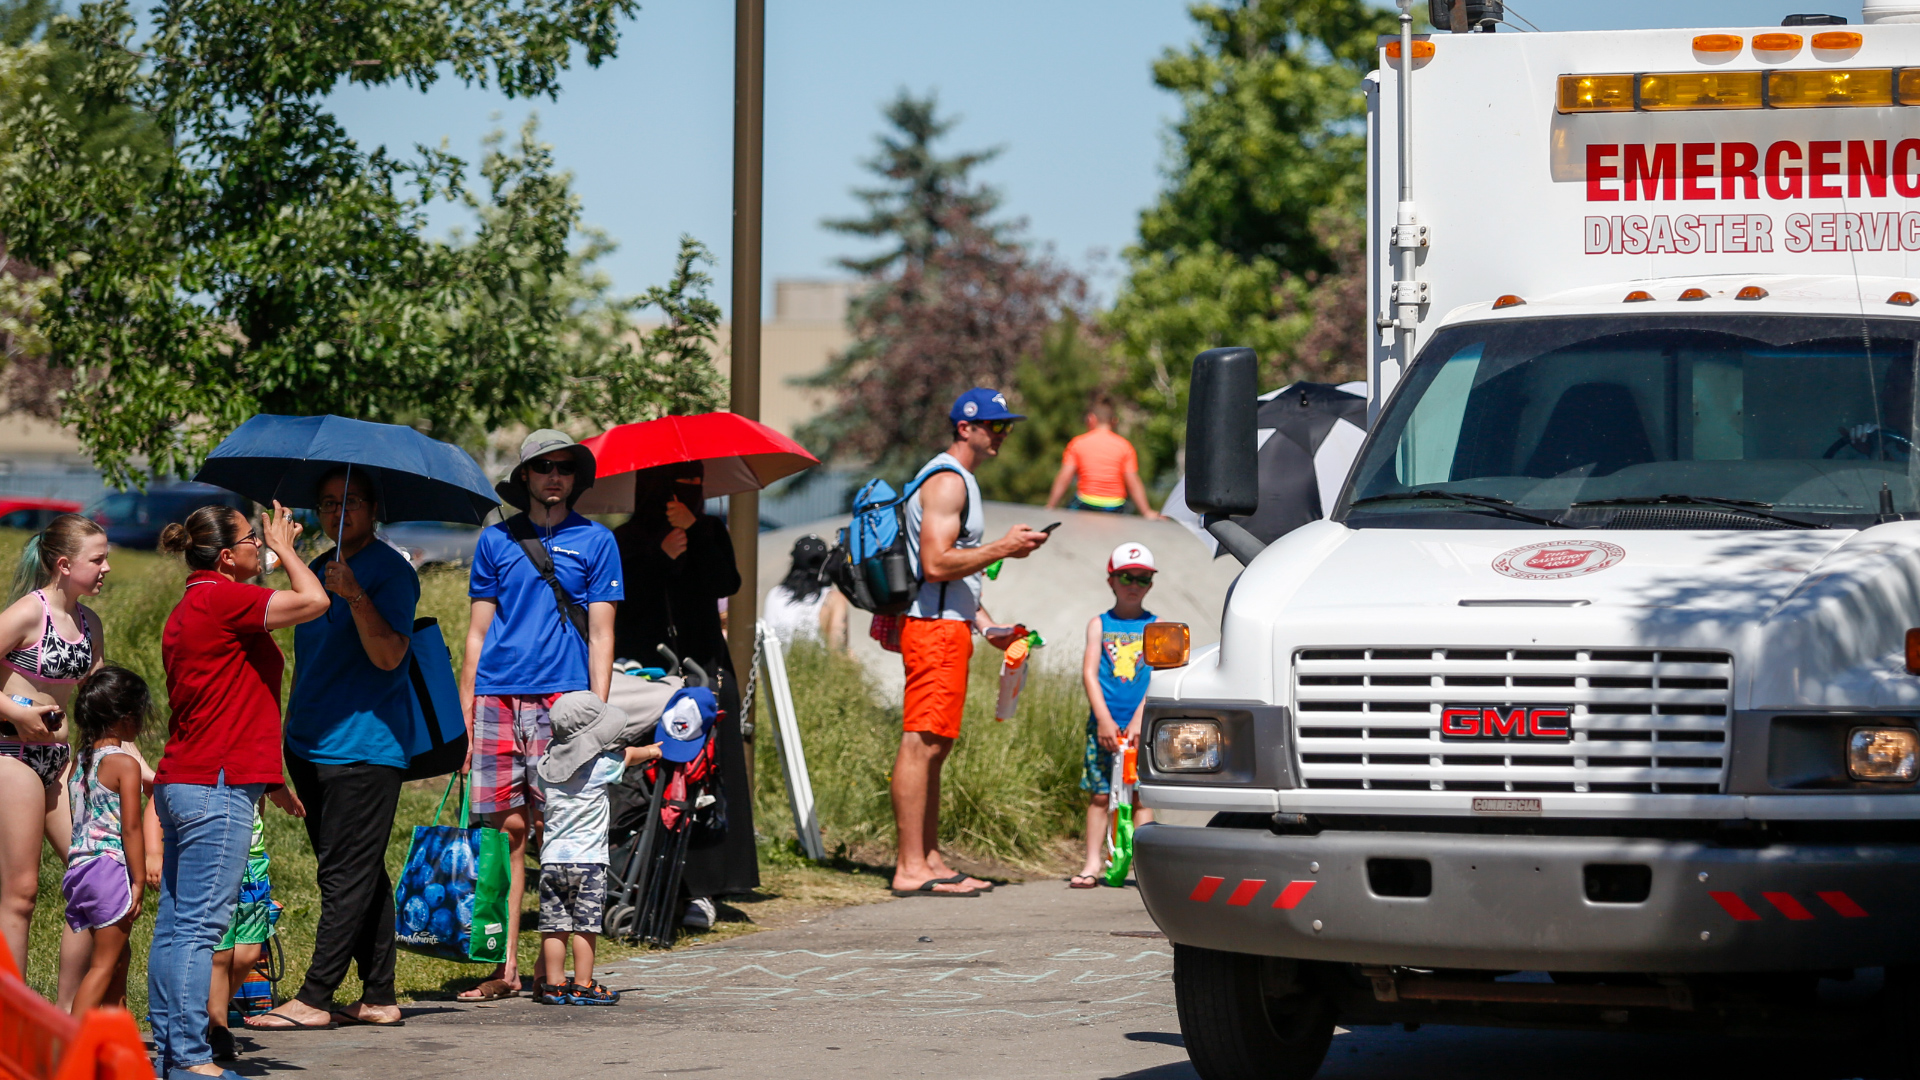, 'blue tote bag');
393,775,510,964
401,616,468,782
